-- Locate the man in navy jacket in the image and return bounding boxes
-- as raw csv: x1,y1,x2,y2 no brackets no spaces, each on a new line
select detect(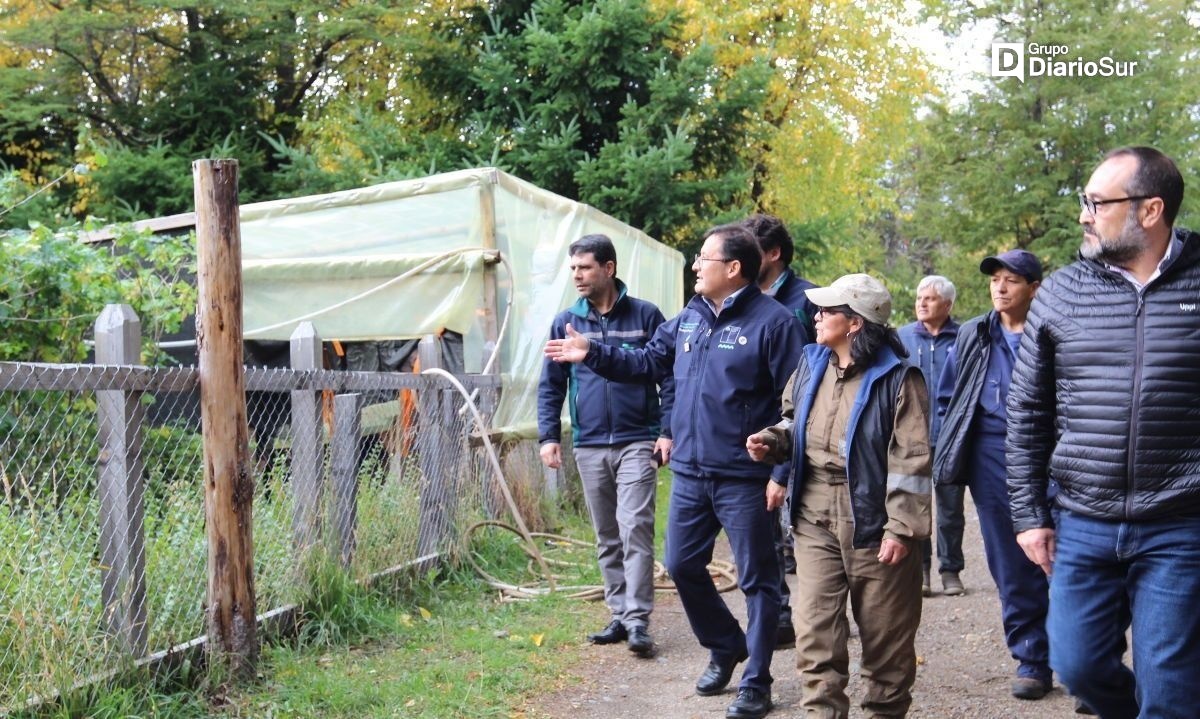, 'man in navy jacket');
538,234,672,658
546,223,804,719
